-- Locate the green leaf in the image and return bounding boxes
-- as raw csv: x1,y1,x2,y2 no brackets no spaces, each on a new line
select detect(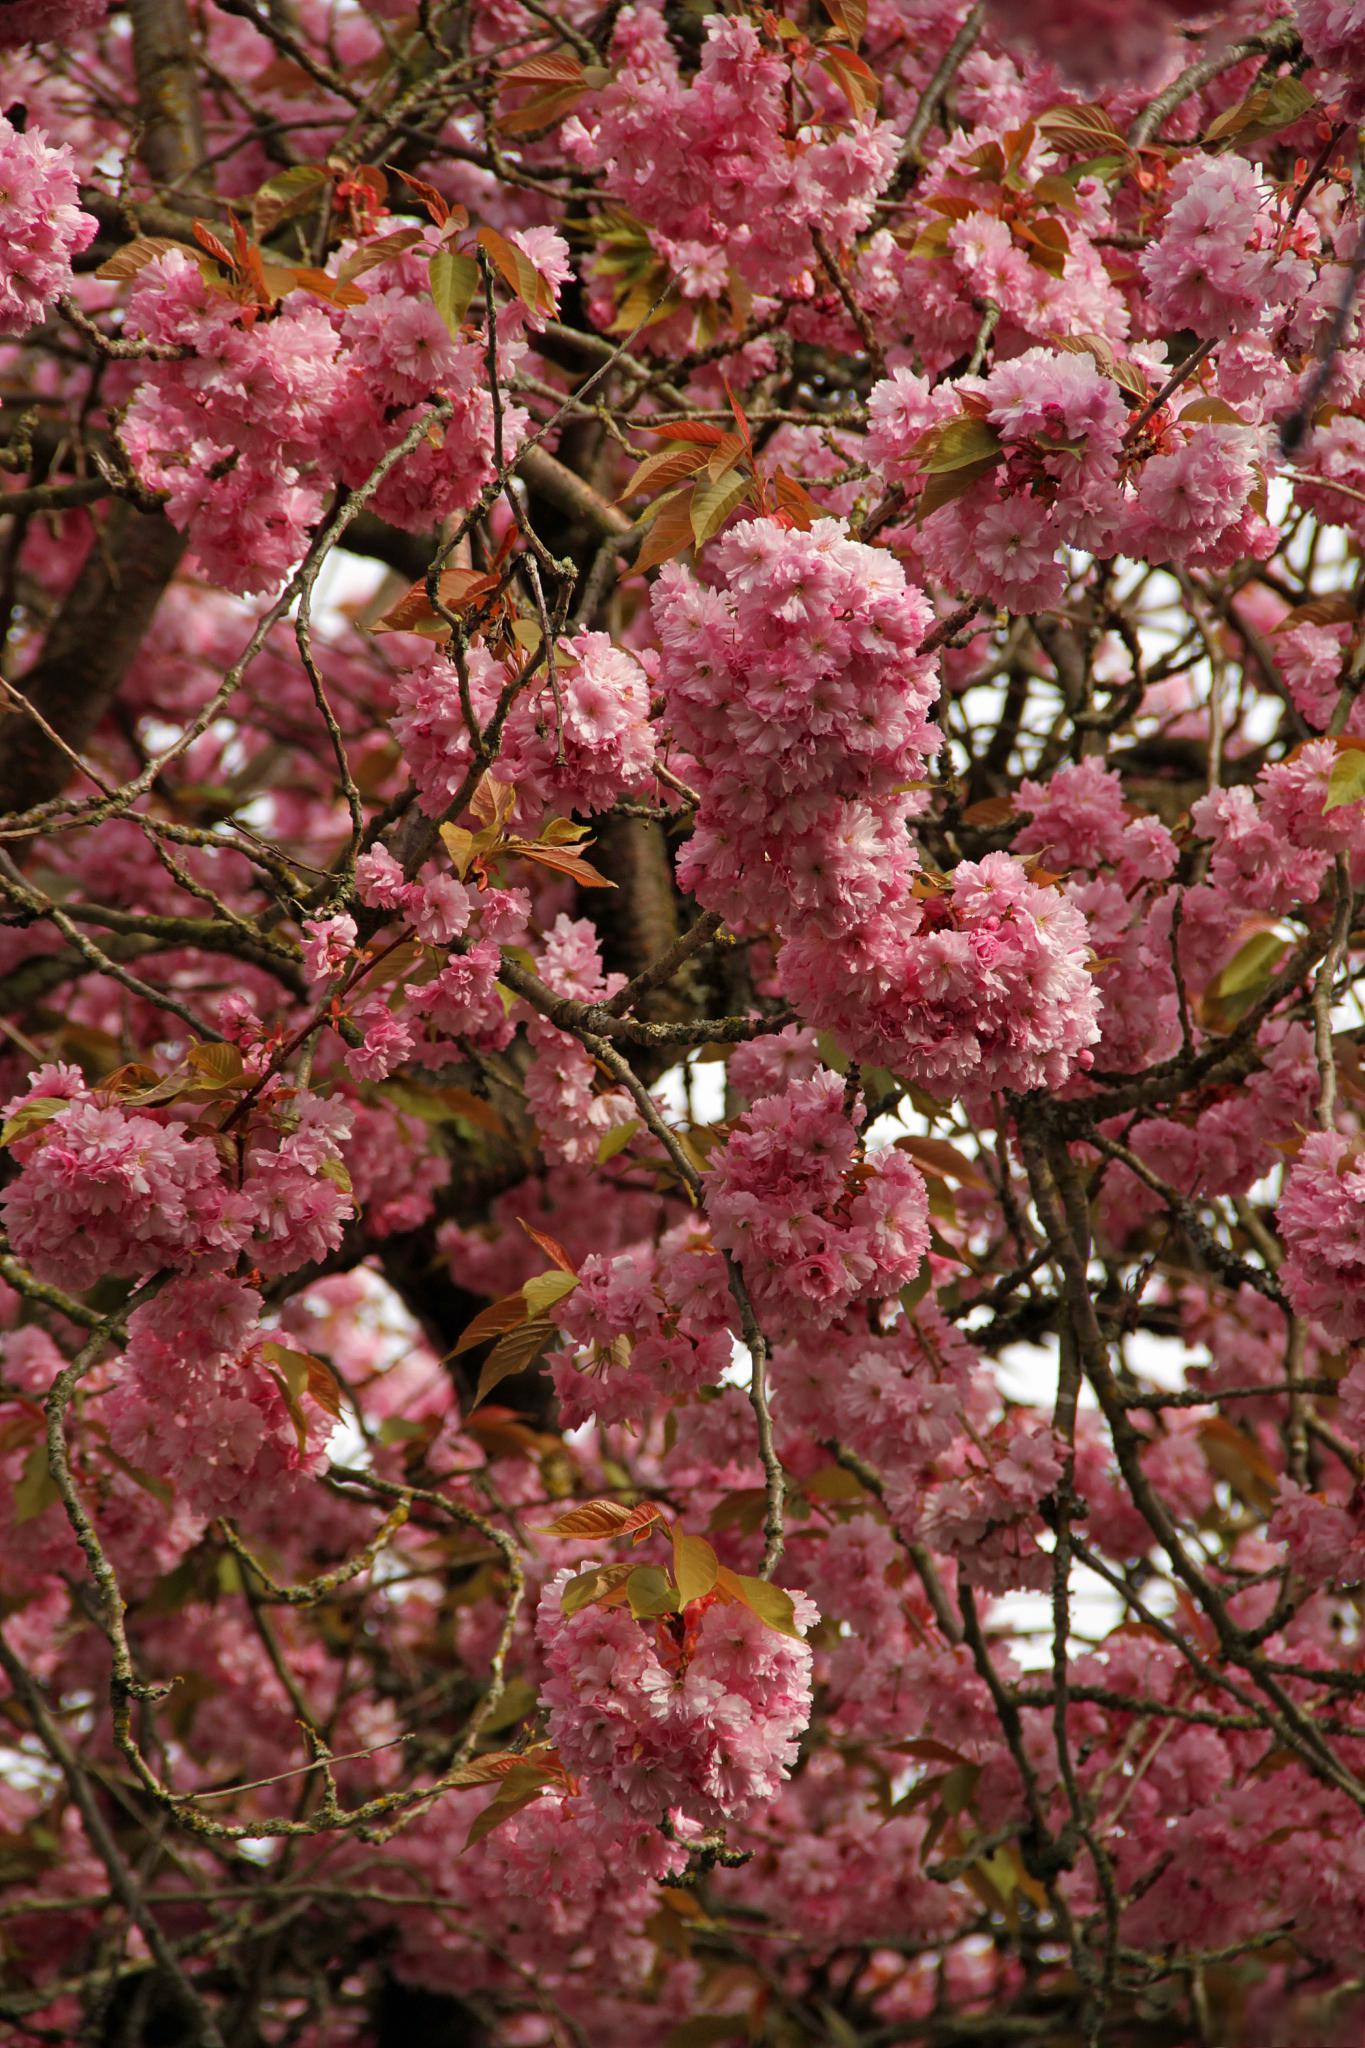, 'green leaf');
522,1270,578,1319
1326,747,1365,813
318,1154,353,1196
13,1443,58,1525
262,1341,343,1424
803,1463,868,1502
251,164,329,241
1210,928,1290,999
719,1568,802,1639
689,465,753,548
561,1560,636,1616
1204,73,1315,145
919,414,1004,475
475,1675,539,1734
627,1564,679,1618
0,1096,70,1147
429,247,479,337
899,1267,933,1315
463,1761,556,1851
596,1118,641,1164
672,1529,719,1608
185,1041,247,1090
